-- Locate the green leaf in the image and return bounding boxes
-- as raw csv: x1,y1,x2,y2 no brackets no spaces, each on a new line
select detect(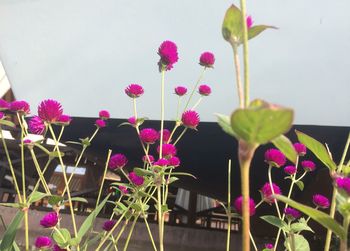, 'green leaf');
33,143,51,155
0,211,24,251
68,197,88,203
295,181,304,191
133,167,153,177
130,203,142,211
0,203,21,209
285,234,310,251
231,99,294,144
296,130,337,170
28,191,48,204
222,4,243,43
167,177,179,184
53,228,71,247
68,237,81,247
247,25,277,41
276,195,346,240
272,135,297,164
49,151,65,158
0,120,16,128
161,204,170,213
291,222,313,233
48,195,64,206
79,137,91,147
216,113,237,138
170,172,197,179
260,215,288,230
